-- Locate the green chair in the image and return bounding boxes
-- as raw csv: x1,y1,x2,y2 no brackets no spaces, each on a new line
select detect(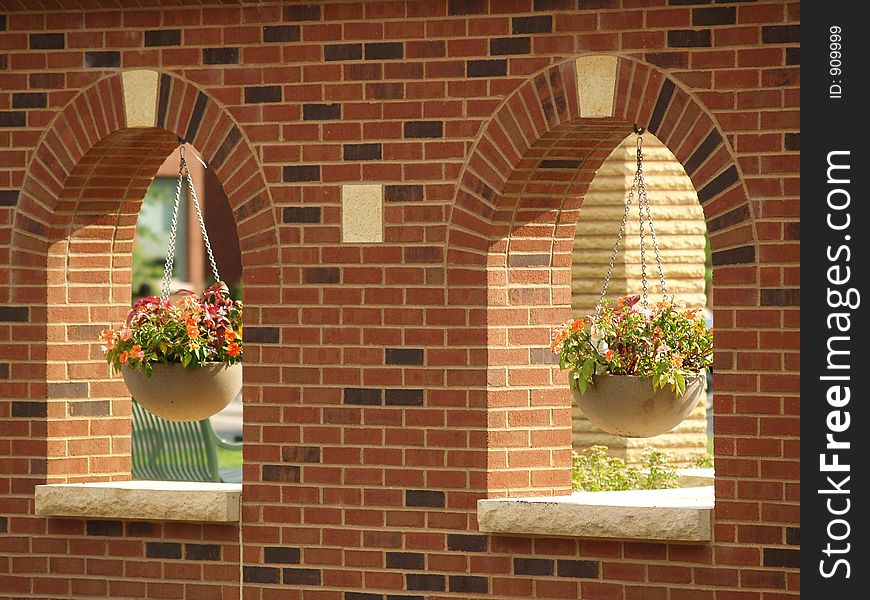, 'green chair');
131,399,242,484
